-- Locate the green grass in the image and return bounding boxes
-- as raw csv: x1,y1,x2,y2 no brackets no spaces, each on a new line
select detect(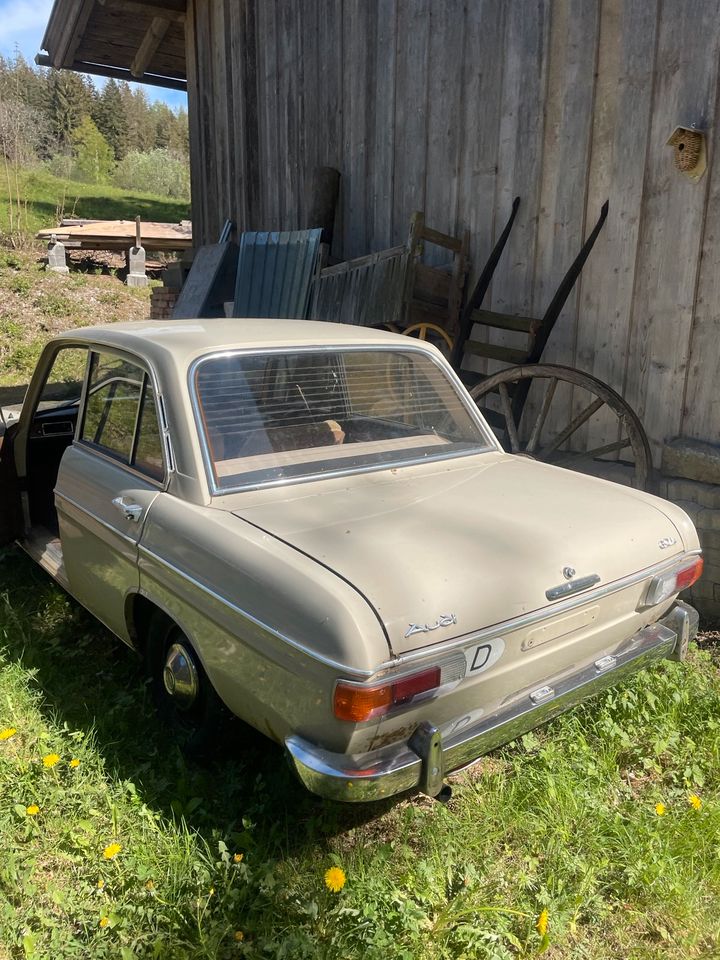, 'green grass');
0,546,719,959
0,165,190,240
